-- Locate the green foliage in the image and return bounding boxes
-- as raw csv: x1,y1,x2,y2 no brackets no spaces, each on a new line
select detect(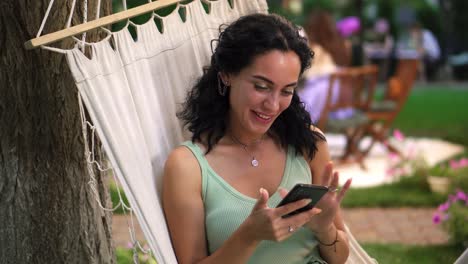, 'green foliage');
110,181,129,215
116,248,157,264
302,0,336,14
342,175,446,208
428,164,451,177
111,0,188,37
116,248,133,263
450,167,468,193
445,201,468,246
361,243,464,264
